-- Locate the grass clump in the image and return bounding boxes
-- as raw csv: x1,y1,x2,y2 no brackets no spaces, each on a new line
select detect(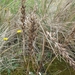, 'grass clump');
0,0,75,75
